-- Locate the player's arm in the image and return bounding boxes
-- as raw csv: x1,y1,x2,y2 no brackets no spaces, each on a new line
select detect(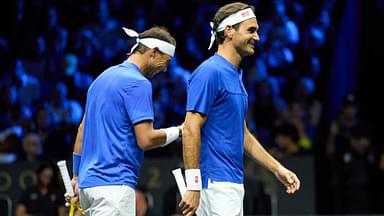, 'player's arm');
243,121,280,172
73,116,84,156
183,111,205,169
243,121,300,194
66,115,85,207
71,115,85,184
179,111,205,216
134,120,182,150
72,115,85,179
